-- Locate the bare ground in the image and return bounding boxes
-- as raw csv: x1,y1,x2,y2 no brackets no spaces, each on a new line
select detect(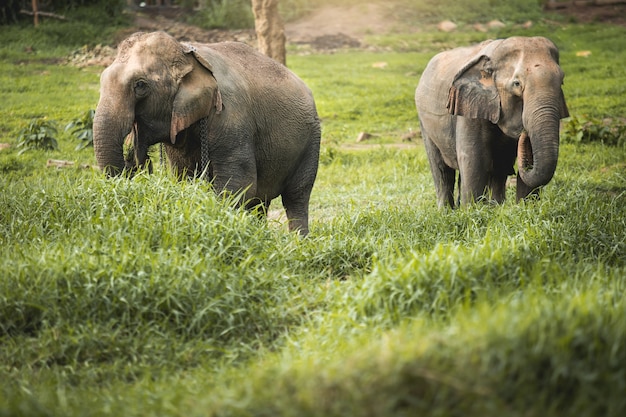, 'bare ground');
68,2,626,67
